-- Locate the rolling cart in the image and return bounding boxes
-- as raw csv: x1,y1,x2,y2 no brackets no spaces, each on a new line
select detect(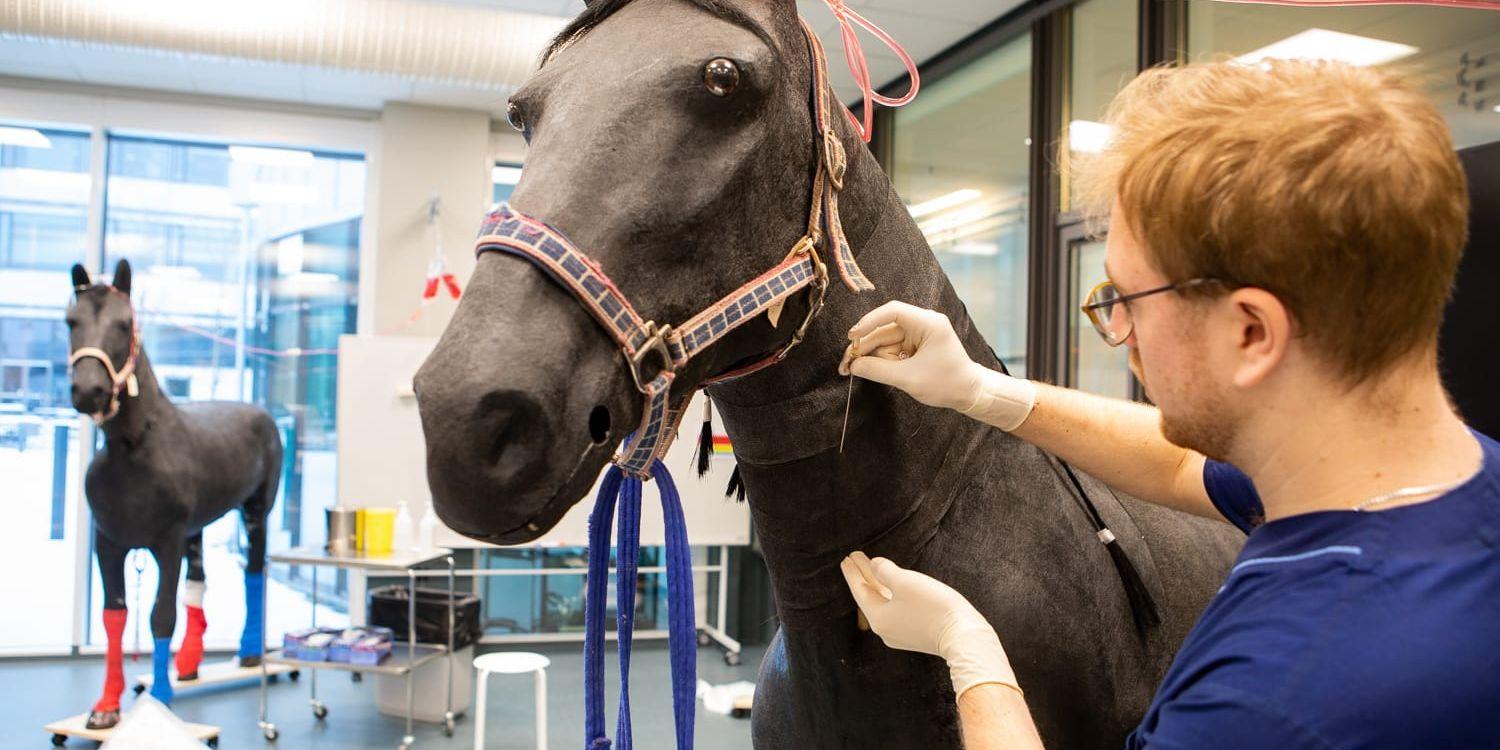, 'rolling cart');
258,546,457,750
